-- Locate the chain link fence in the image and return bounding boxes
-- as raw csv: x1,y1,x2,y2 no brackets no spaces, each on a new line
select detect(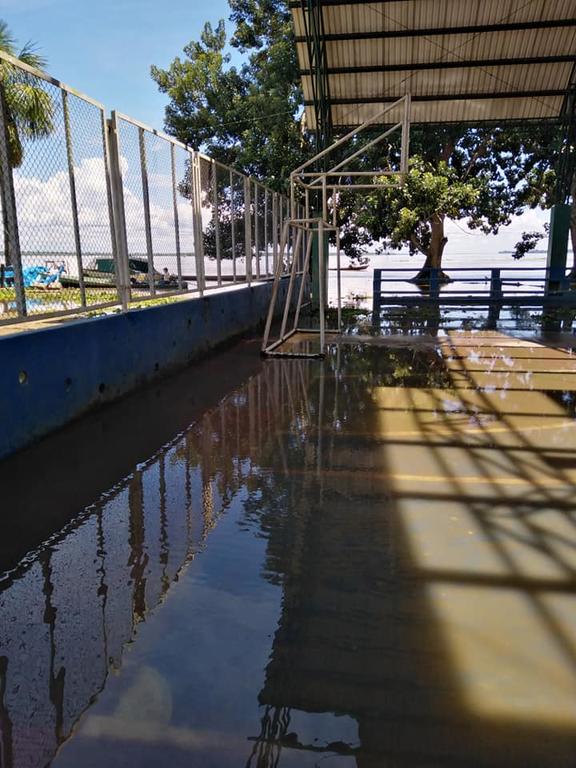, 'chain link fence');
196,153,291,287
0,53,119,323
0,50,293,326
